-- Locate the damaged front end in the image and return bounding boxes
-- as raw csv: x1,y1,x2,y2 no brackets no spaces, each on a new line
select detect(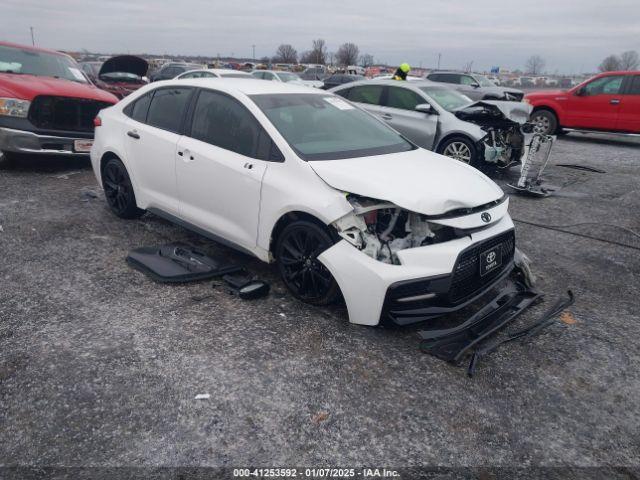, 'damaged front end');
455,100,555,178
332,195,469,266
